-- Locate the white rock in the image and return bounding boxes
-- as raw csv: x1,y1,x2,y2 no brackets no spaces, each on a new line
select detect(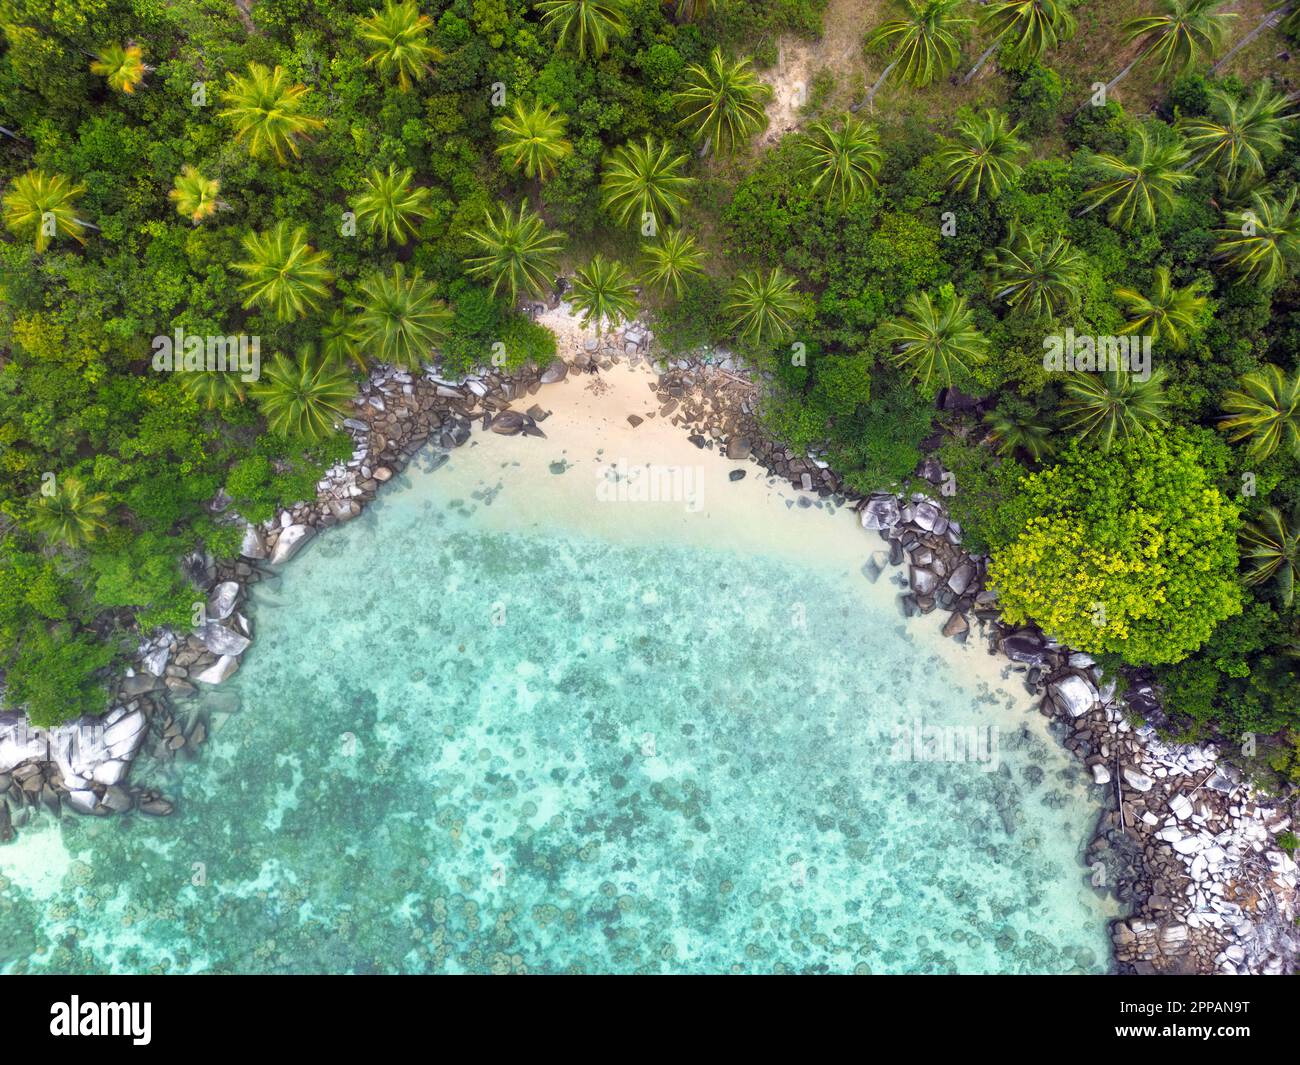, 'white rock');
270,524,315,564
1170,794,1193,820
1051,674,1099,719
1121,766,1154,792
194,655,239,685
1091,763,1111,785
208,581,240,621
